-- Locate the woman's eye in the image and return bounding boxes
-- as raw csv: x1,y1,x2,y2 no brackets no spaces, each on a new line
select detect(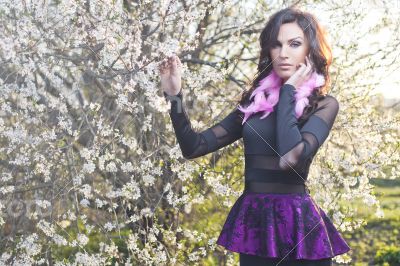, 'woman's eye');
271,42,301,48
